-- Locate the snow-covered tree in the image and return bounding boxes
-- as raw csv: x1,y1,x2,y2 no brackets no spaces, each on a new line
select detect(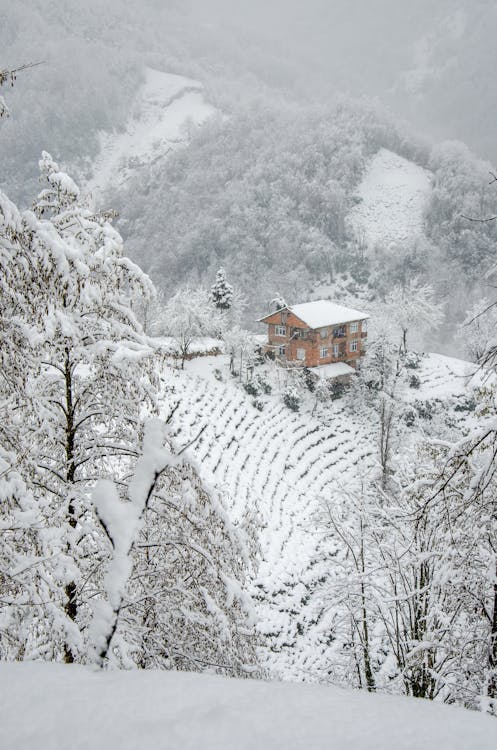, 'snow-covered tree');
0,152,157,663
1,155,260,675
210,267,234,311
320,452,467,703
384,281,444,353
270,294,287,312
458,297,497,364
223,326,255,377
357,320,405,487
92,418,258,675
422,409,497,712
163,287,222,368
